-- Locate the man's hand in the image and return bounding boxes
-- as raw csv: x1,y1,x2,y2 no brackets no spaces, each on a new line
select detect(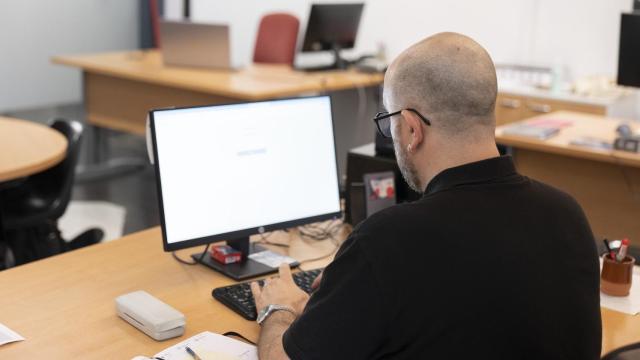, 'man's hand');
251,263,310,315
